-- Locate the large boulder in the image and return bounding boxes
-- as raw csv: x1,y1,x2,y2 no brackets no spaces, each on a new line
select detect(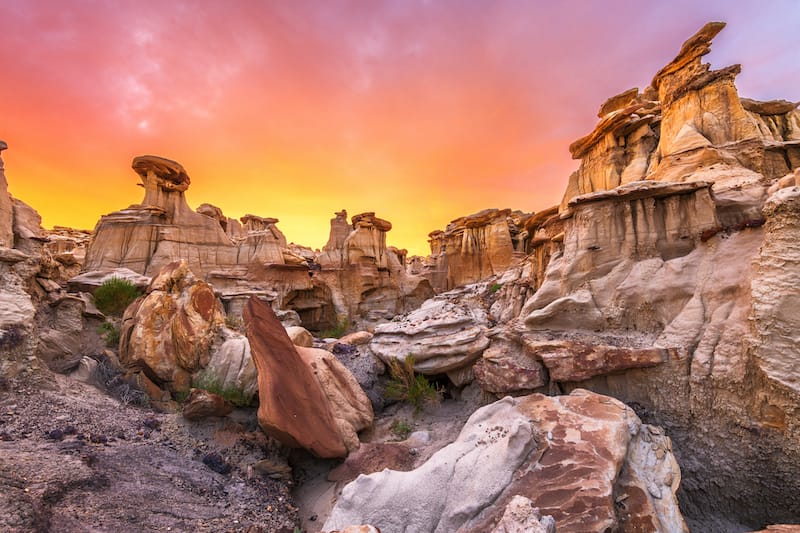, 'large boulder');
119,260,224,392
203,328,259,402
324,389,686,533
370,288,490,383
243,296,372,458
